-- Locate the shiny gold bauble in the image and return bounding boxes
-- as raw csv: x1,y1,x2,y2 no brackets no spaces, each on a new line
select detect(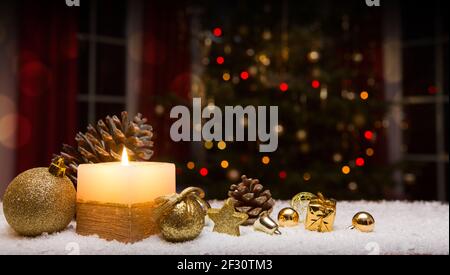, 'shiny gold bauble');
278,207,300,227
352,212,375,233
159,198,205,242
3,168,76,236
